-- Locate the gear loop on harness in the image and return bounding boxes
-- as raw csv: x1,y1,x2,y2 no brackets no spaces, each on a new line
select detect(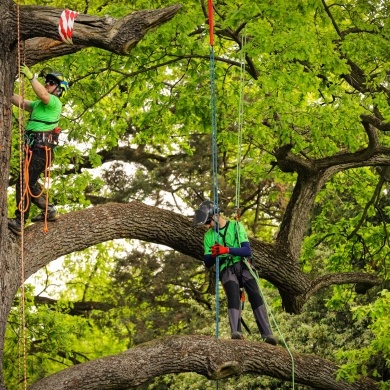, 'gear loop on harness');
25,128,61,149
